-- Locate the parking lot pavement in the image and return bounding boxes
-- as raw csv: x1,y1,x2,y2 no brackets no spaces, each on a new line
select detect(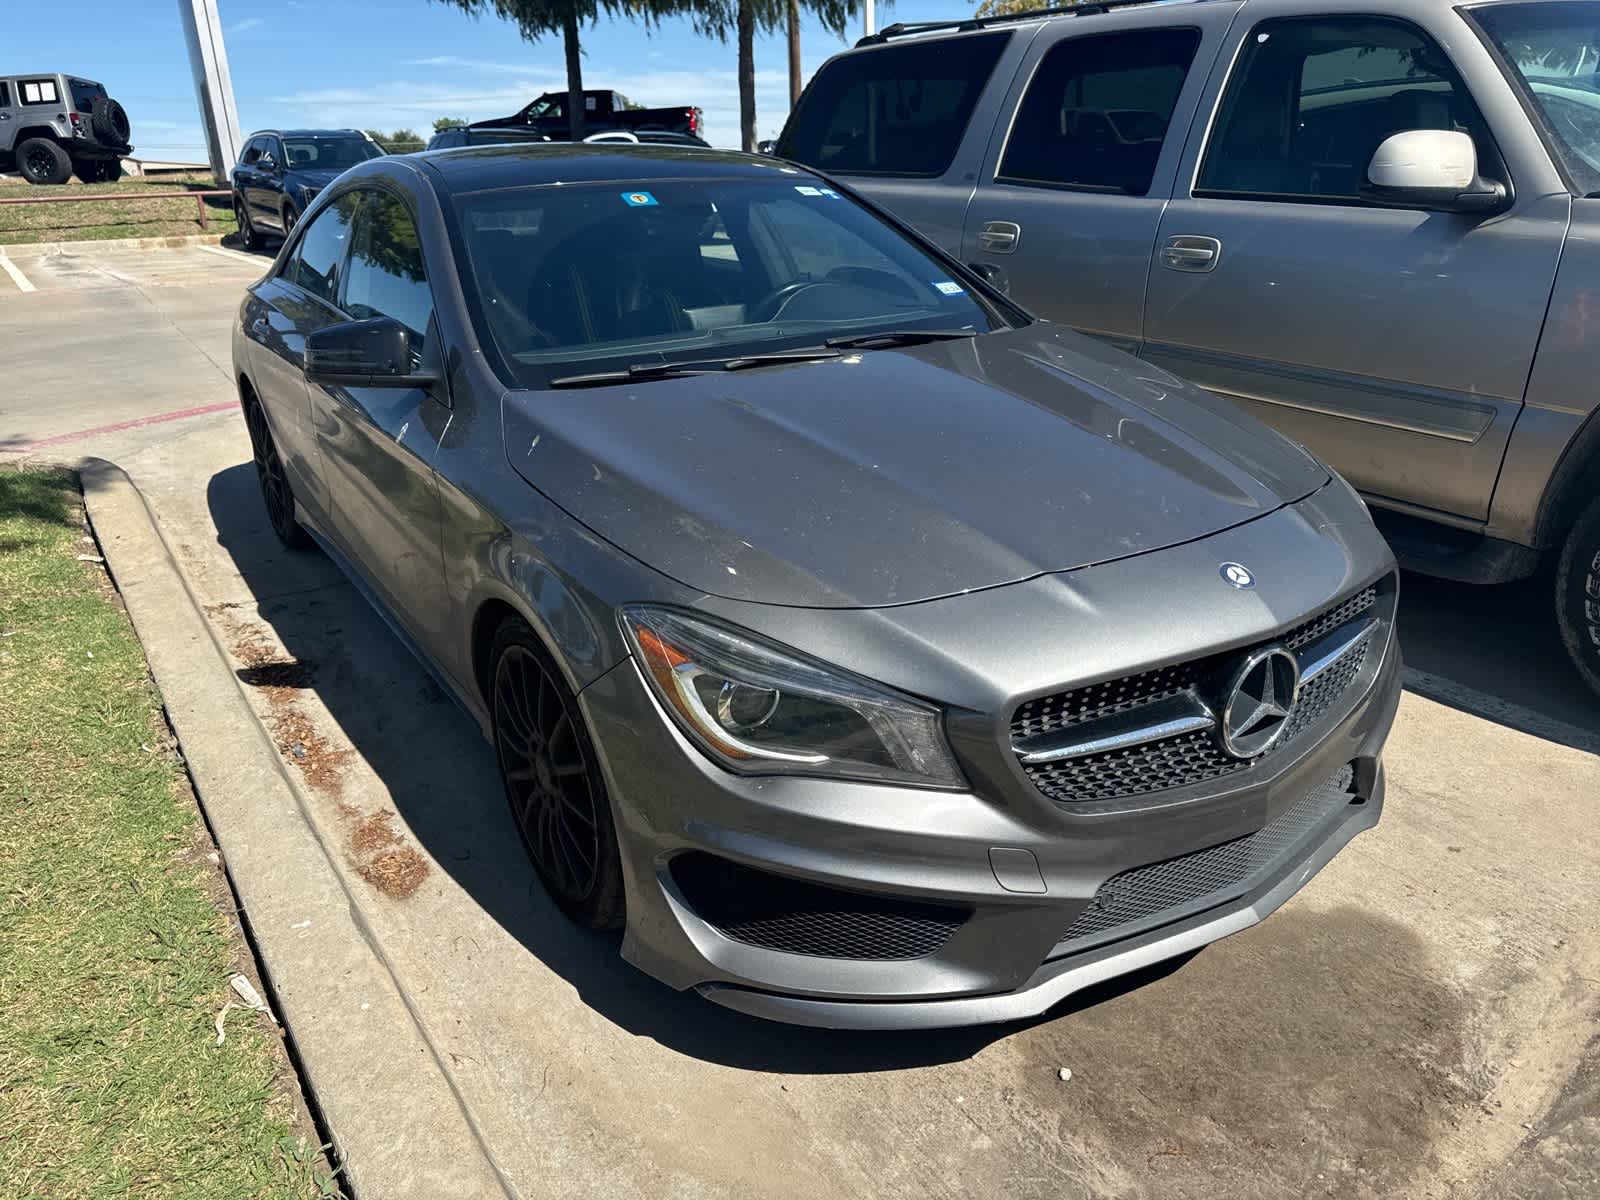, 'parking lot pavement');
0,240,266,459
88,413,1598,1200
16,244,1599,1196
